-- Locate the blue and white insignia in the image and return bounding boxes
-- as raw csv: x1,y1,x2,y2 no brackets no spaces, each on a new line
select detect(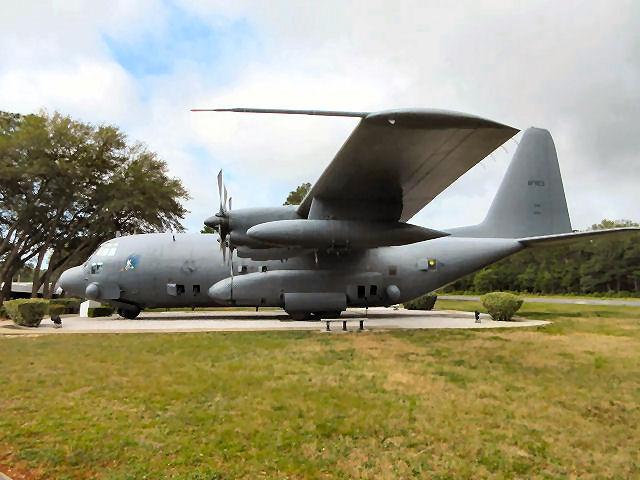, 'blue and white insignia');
123,254,140,271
